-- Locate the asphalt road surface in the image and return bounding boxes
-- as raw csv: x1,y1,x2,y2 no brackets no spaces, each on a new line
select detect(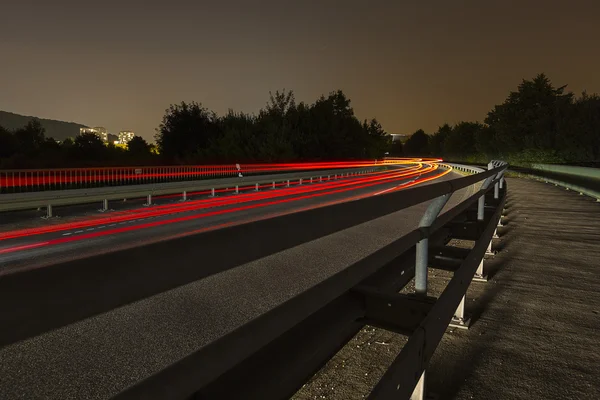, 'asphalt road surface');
0,168,478,399
0,167,435,275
